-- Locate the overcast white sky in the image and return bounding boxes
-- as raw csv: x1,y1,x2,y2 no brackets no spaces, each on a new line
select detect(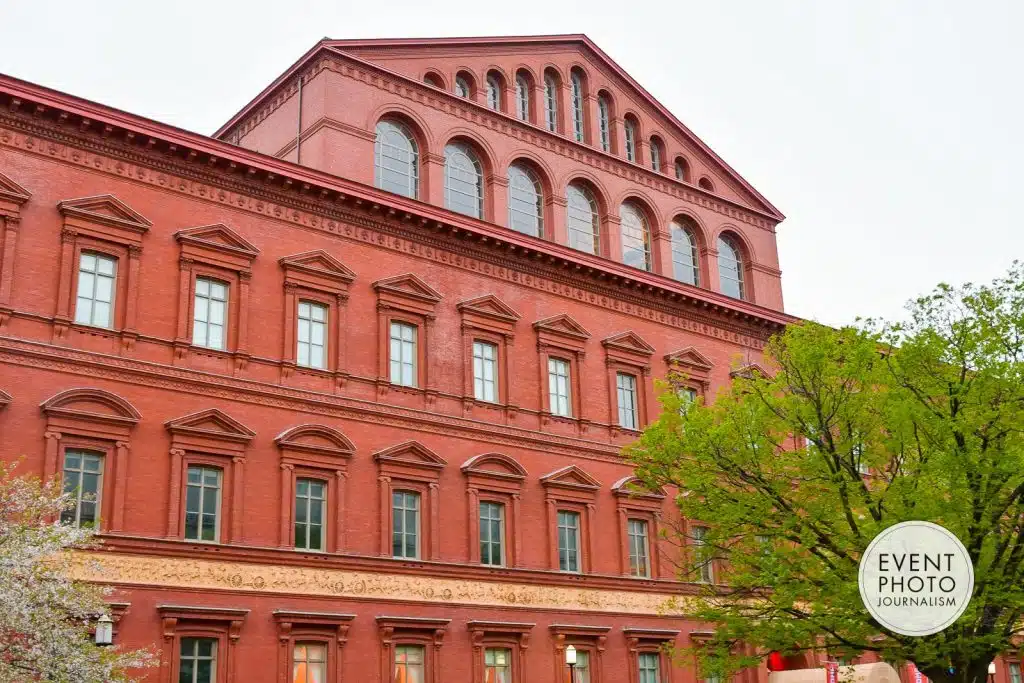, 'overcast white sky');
1,0,1020,326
